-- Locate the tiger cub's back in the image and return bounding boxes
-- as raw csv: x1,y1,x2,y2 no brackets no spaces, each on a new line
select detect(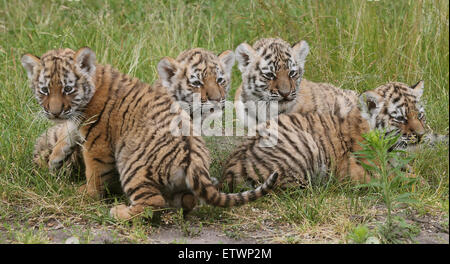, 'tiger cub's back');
293,79,359,117
222,104,369,190
221,81,442,190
